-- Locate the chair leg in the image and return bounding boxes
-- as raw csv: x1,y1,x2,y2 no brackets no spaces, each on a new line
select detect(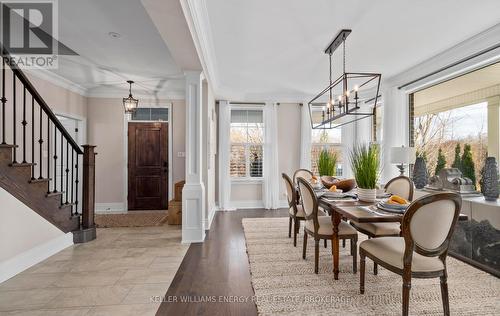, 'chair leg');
288,217,292,238
351,237,357,274
374,262,378,275
293,219,300,247
324,239,327,248
360,253,365,294
440,274,450,316
302,230,308,259
402,278,411,316
314,239,320,274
